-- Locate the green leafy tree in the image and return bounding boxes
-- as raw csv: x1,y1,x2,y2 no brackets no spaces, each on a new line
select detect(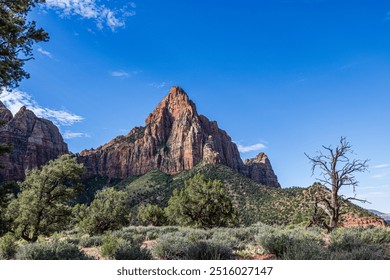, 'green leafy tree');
6,154,84,242
0,0,49,89
0,119,13,235
79,187,131,235
137,204,167,226
165,174,237,228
